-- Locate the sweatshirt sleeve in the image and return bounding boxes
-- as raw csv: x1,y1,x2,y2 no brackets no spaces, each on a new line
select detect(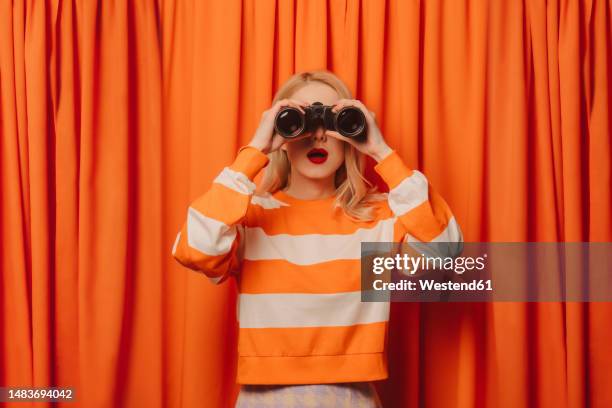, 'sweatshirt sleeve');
172,145,270,285
373,150,463,259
